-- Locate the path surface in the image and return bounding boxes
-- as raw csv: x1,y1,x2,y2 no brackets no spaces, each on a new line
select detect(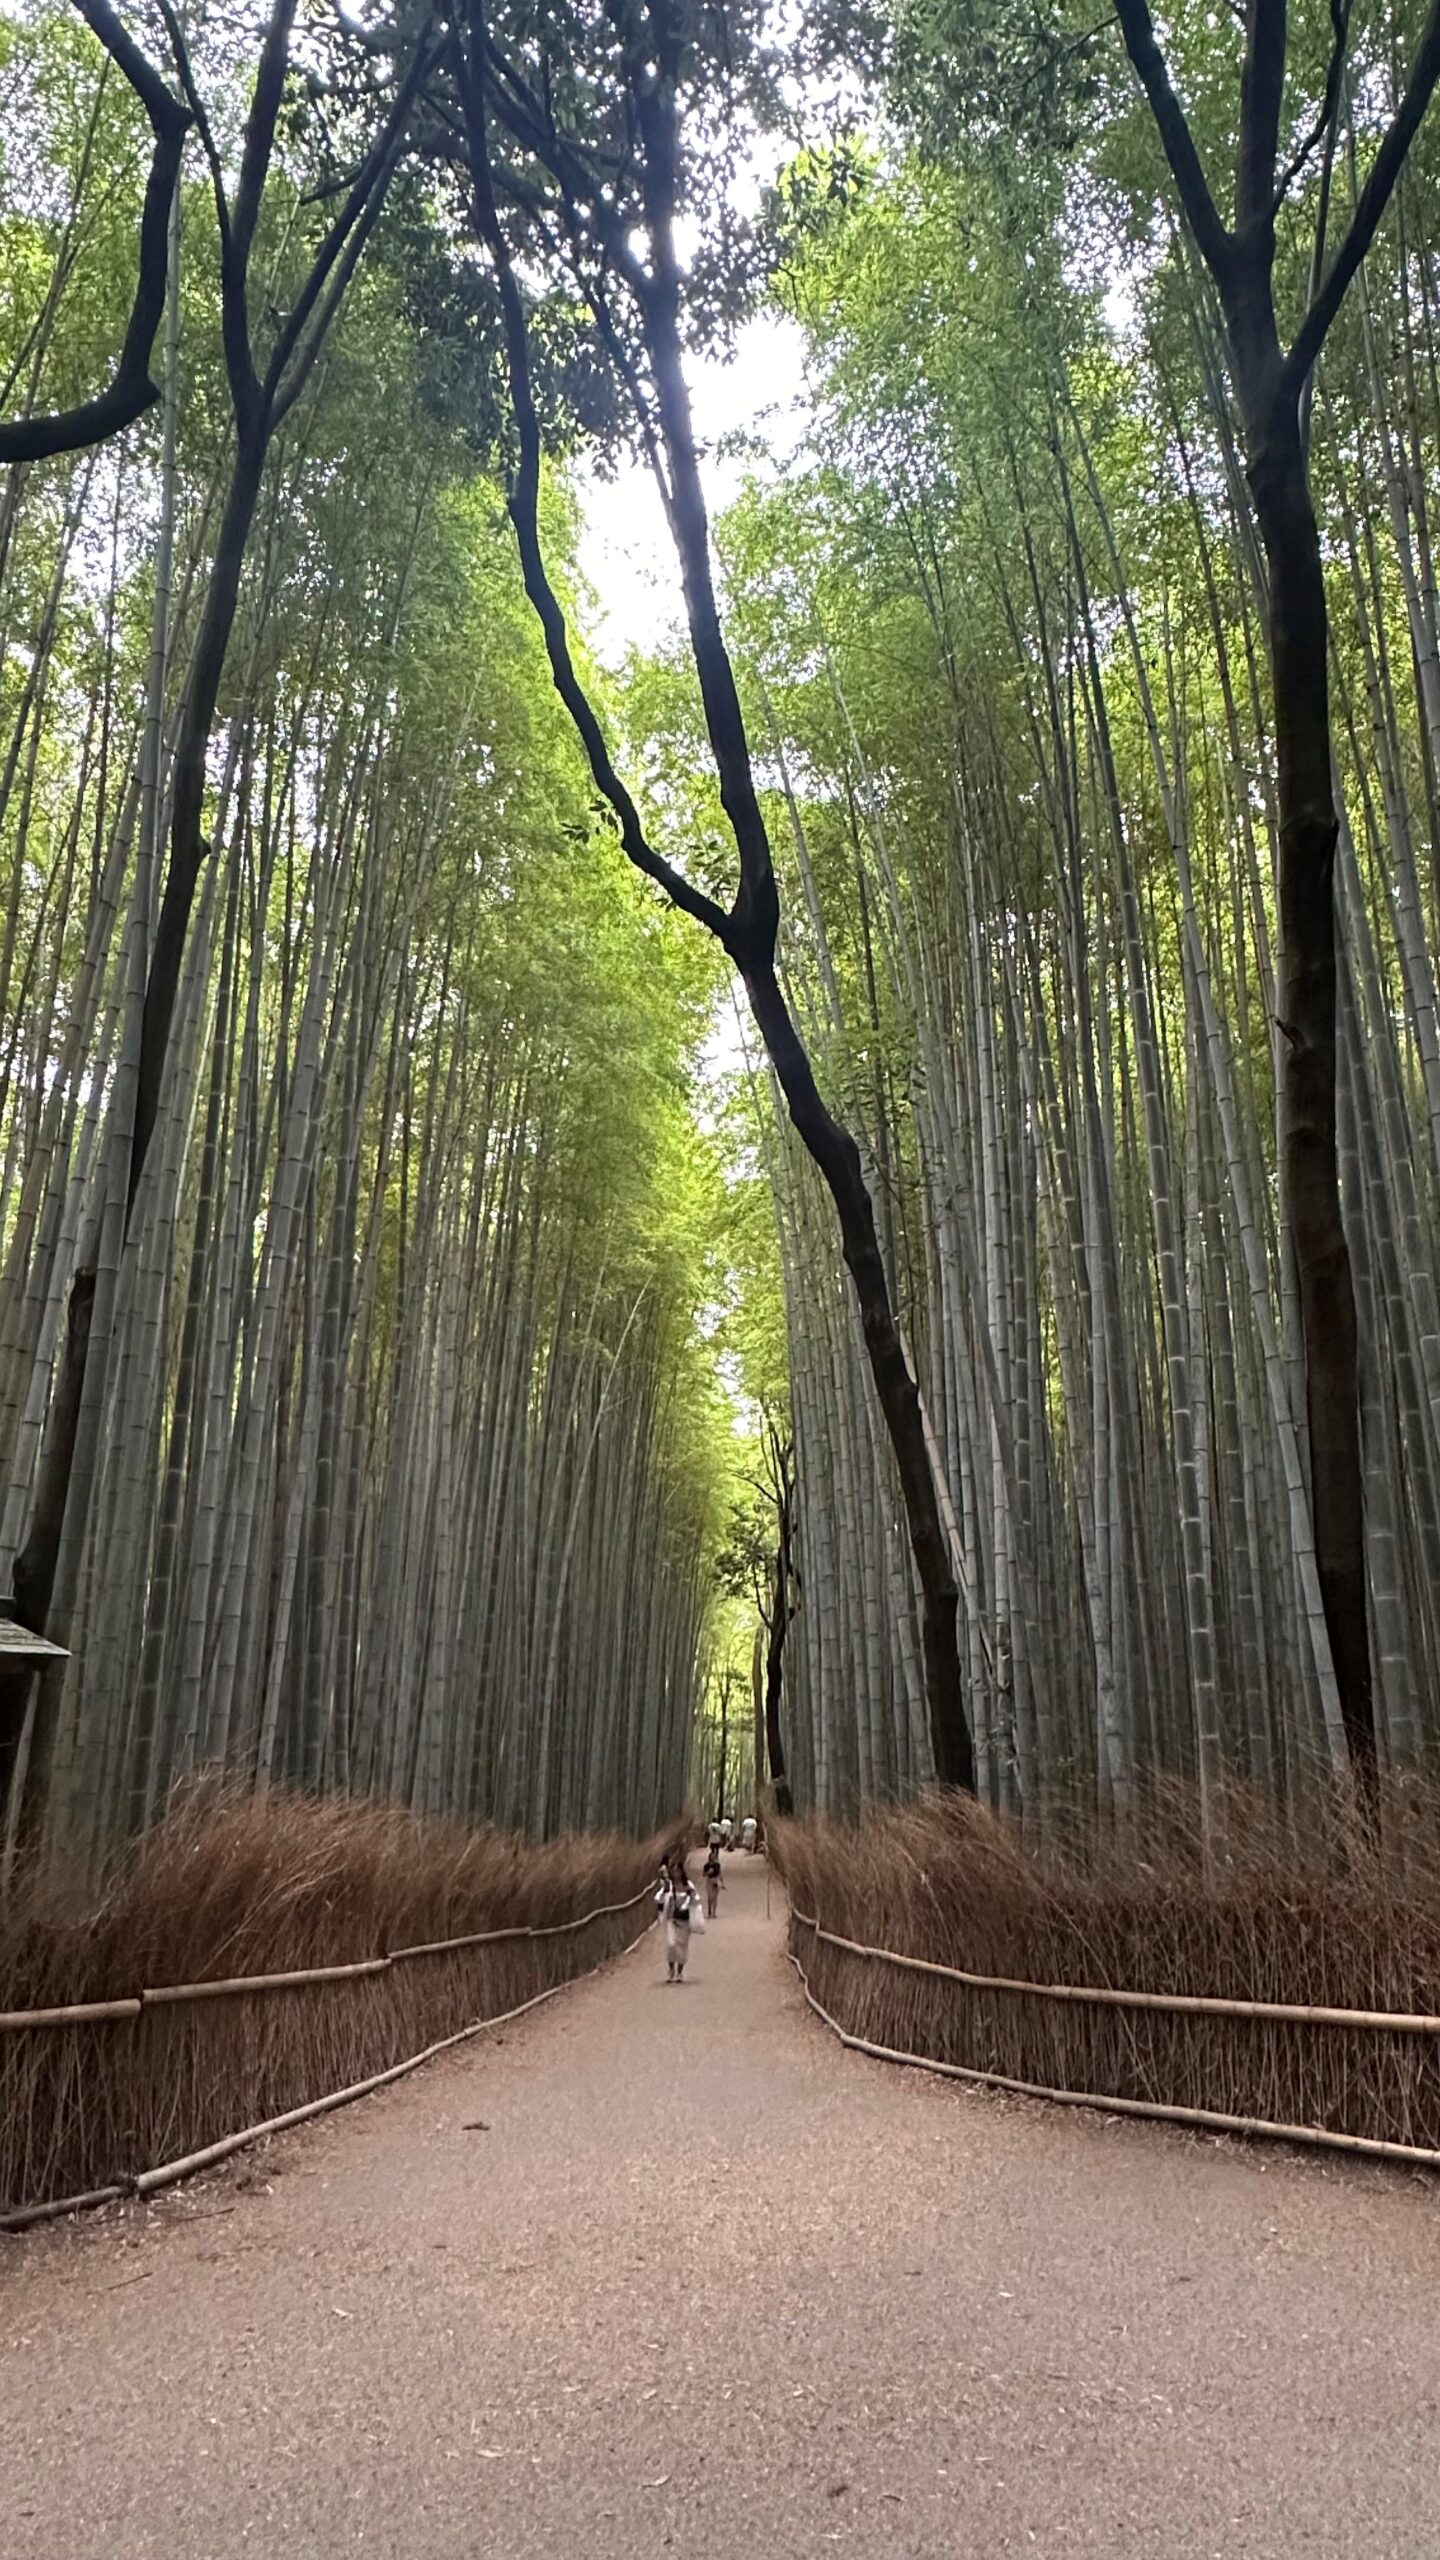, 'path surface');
4,1857,1438,2558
